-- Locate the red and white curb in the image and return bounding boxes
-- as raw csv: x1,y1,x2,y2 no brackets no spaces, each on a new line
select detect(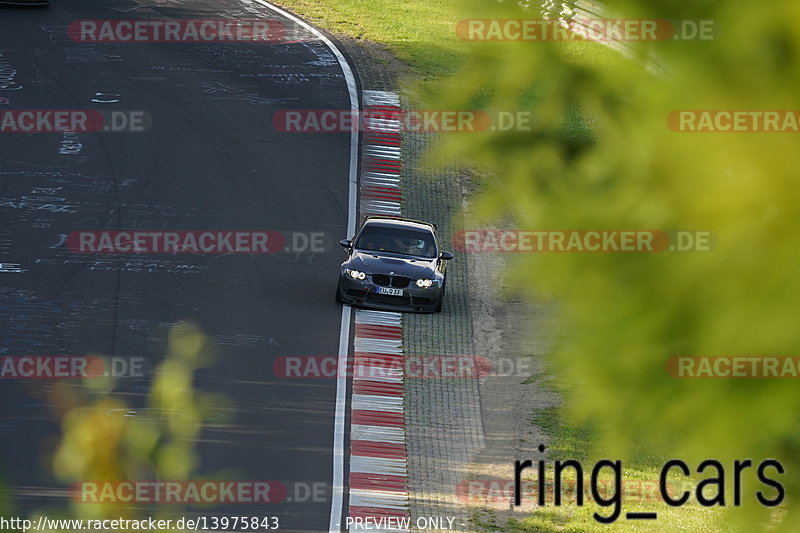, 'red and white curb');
349,310,408,531
347,90,409,532
360,90,402,218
